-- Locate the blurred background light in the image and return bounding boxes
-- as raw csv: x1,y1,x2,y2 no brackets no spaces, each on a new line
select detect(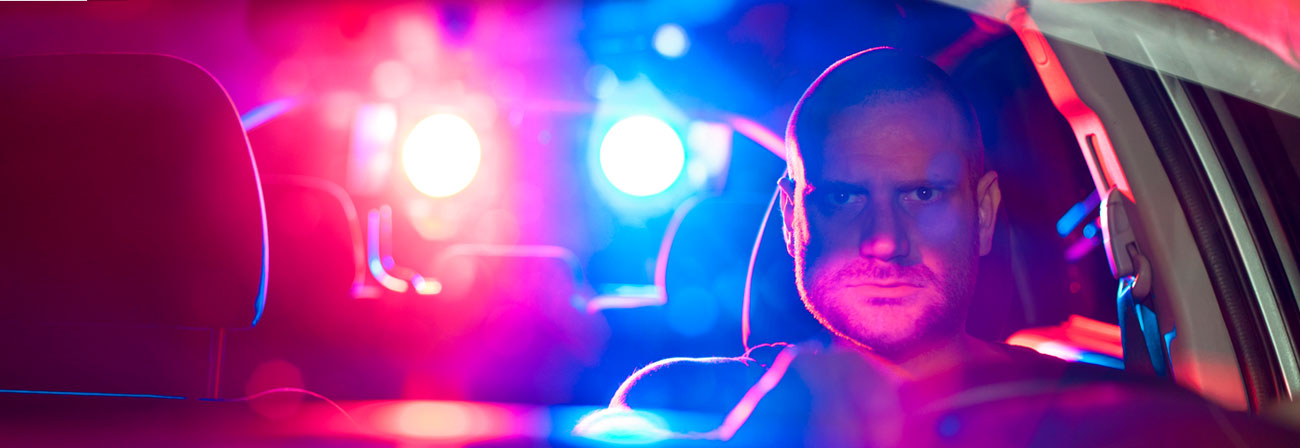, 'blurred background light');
599,115,684,197
574,409,671,445
652,23,689,59
402,113,482,198
371,60,414,99
348,103,399,194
